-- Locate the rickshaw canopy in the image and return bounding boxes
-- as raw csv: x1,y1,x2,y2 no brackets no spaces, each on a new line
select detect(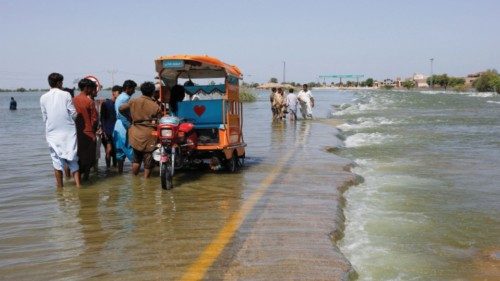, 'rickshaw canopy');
155,55,242,80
